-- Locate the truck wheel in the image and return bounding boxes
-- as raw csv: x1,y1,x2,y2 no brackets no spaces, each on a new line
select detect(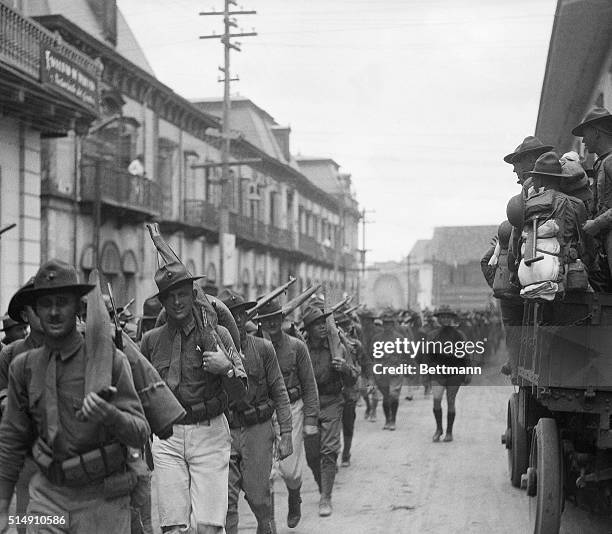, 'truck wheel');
529,417,563,534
